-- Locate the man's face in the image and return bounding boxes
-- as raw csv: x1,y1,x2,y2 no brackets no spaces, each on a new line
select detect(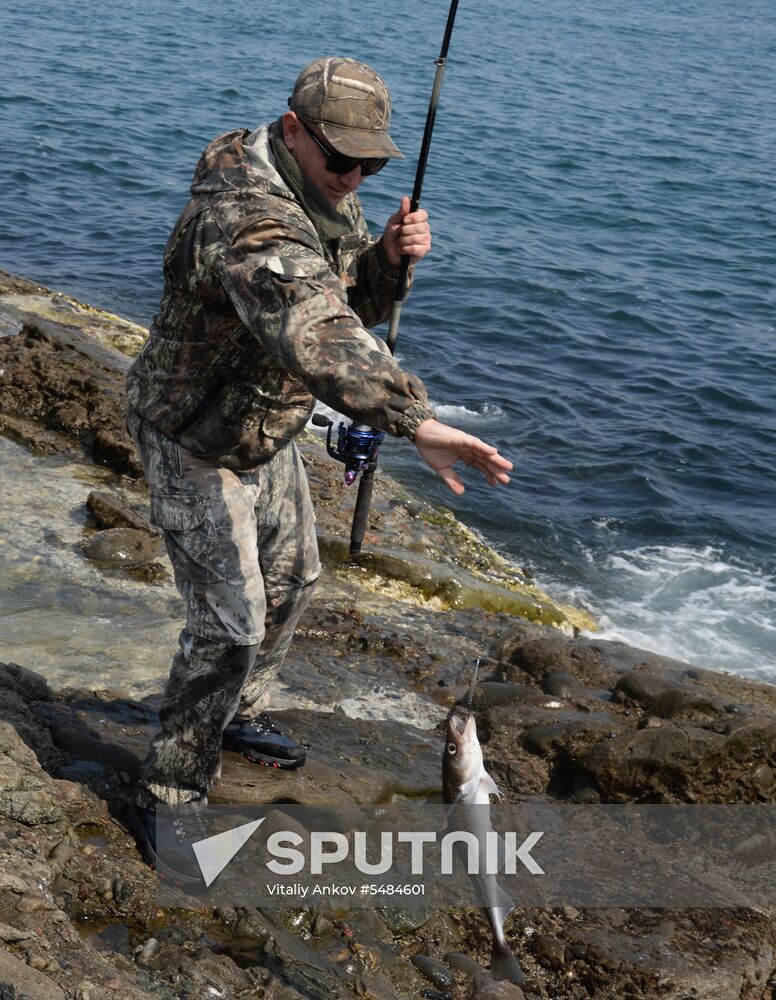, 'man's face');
282,112,364,207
